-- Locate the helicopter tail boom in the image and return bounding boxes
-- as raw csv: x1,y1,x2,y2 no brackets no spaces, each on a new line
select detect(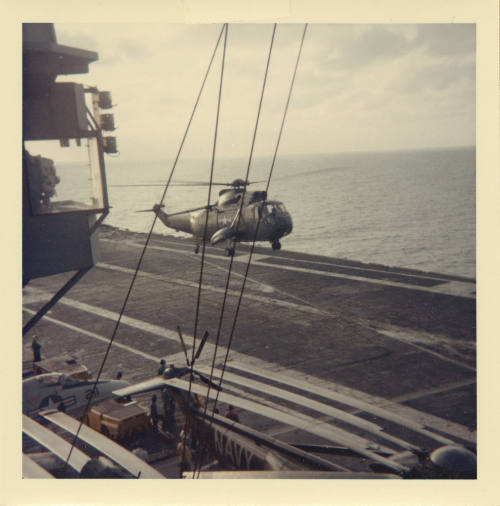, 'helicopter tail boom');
155,208,193,235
